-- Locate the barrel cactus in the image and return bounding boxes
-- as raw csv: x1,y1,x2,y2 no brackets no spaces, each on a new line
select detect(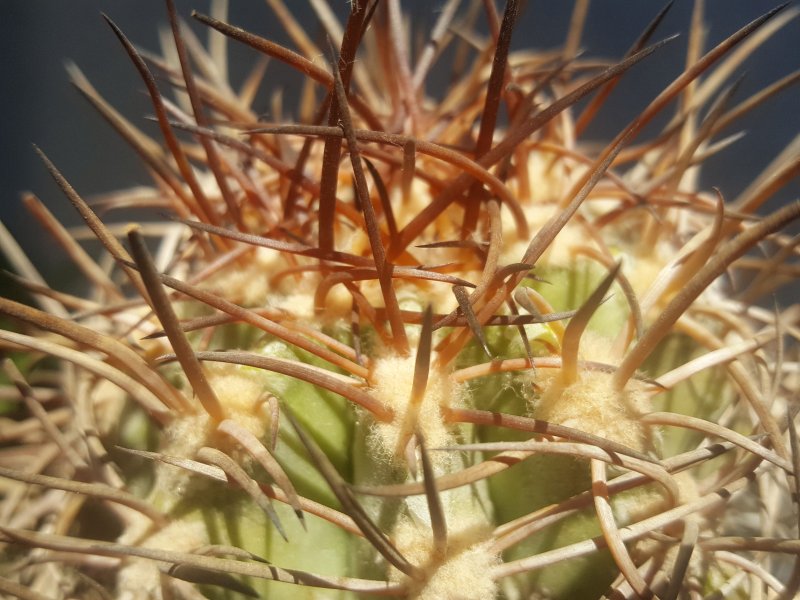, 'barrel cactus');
1,1,799,599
